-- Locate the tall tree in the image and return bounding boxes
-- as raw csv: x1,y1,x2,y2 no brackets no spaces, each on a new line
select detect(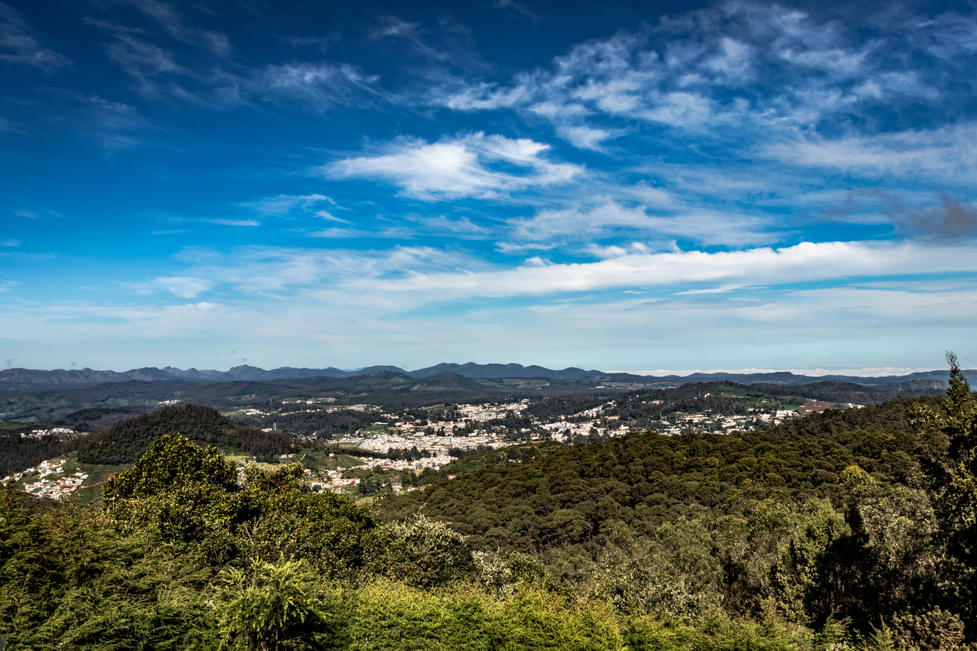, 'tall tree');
916,352,977,638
